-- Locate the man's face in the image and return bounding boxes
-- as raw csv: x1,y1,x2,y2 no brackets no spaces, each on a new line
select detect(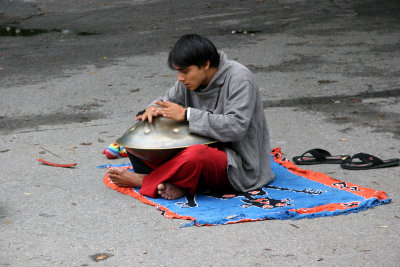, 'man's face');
174,64,209,91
